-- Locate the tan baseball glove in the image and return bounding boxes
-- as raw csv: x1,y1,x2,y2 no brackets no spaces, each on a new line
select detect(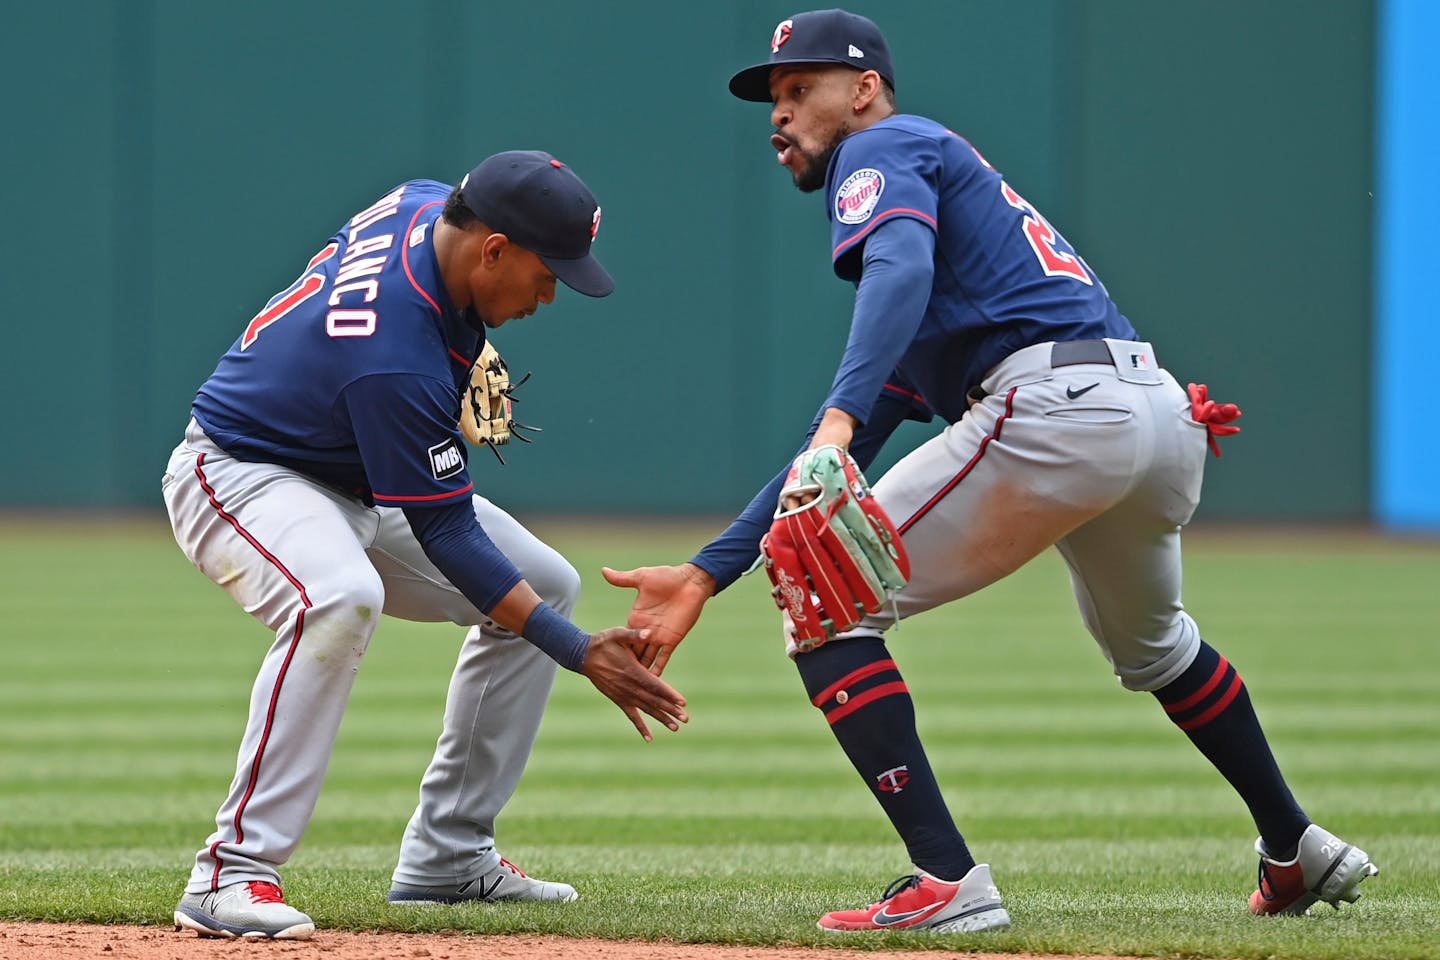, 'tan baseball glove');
459,341,540,463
